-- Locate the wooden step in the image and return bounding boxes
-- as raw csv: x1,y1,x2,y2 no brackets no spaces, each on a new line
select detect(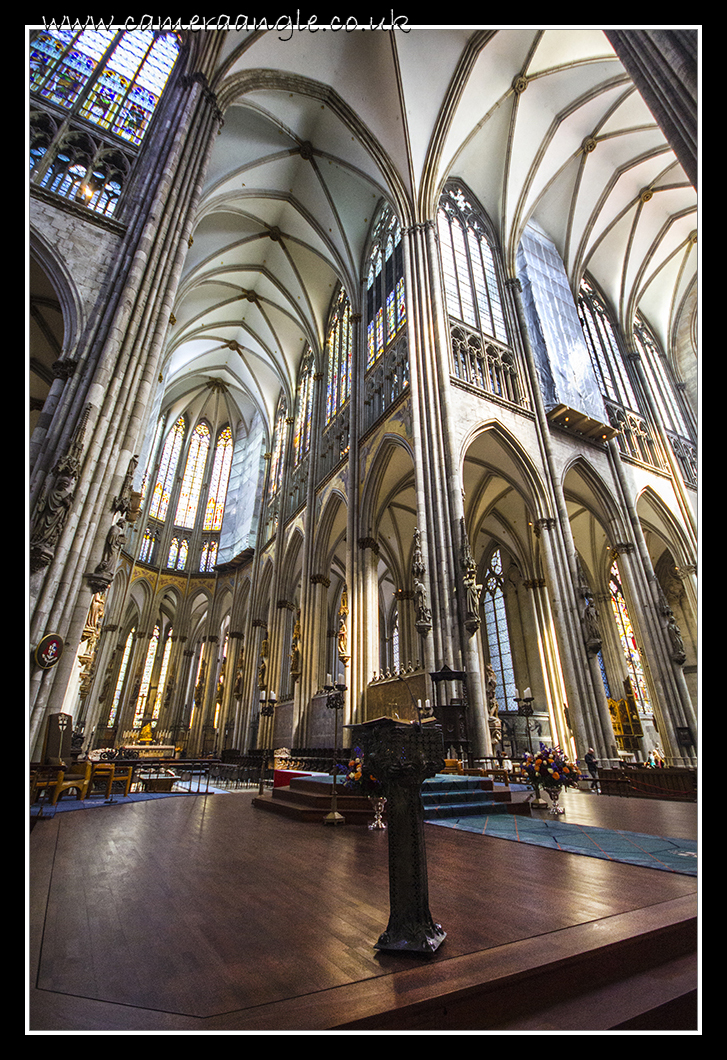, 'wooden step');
253,776,379,823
